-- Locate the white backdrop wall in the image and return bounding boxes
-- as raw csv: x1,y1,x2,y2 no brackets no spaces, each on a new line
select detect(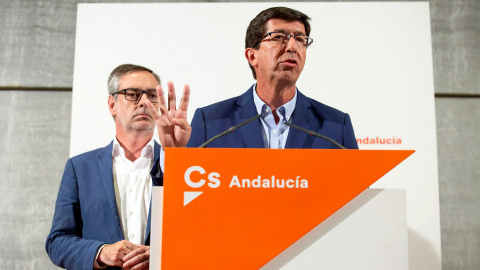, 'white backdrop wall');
72,3,441,269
